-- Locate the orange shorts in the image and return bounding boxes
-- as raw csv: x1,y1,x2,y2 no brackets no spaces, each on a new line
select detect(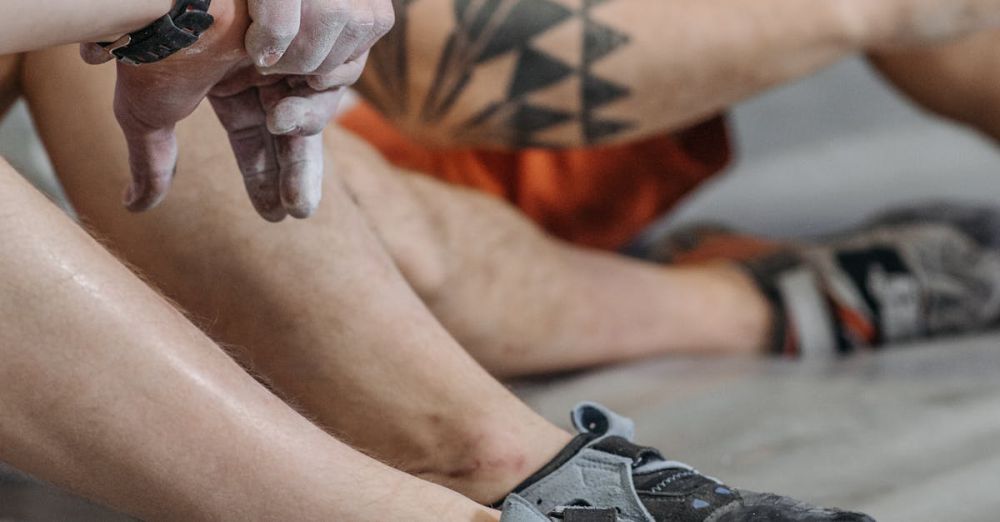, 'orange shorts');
340,102,732,250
